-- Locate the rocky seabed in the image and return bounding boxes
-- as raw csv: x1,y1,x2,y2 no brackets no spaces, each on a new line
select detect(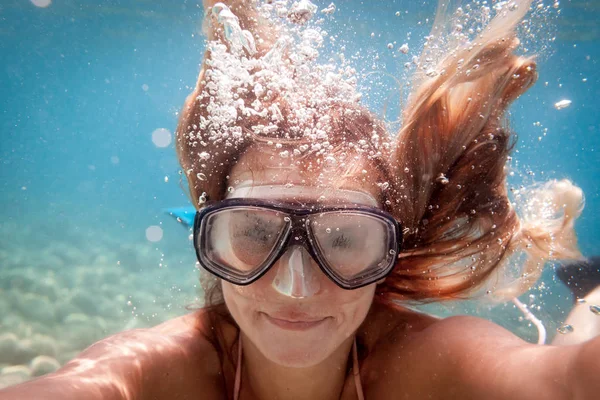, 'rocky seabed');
0,219,198,389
